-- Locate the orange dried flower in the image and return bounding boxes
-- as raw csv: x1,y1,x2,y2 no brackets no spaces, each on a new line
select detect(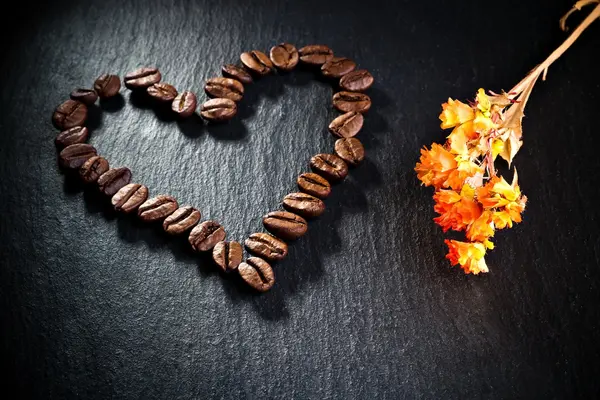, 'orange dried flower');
415,143,457,189
445,240,489,275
